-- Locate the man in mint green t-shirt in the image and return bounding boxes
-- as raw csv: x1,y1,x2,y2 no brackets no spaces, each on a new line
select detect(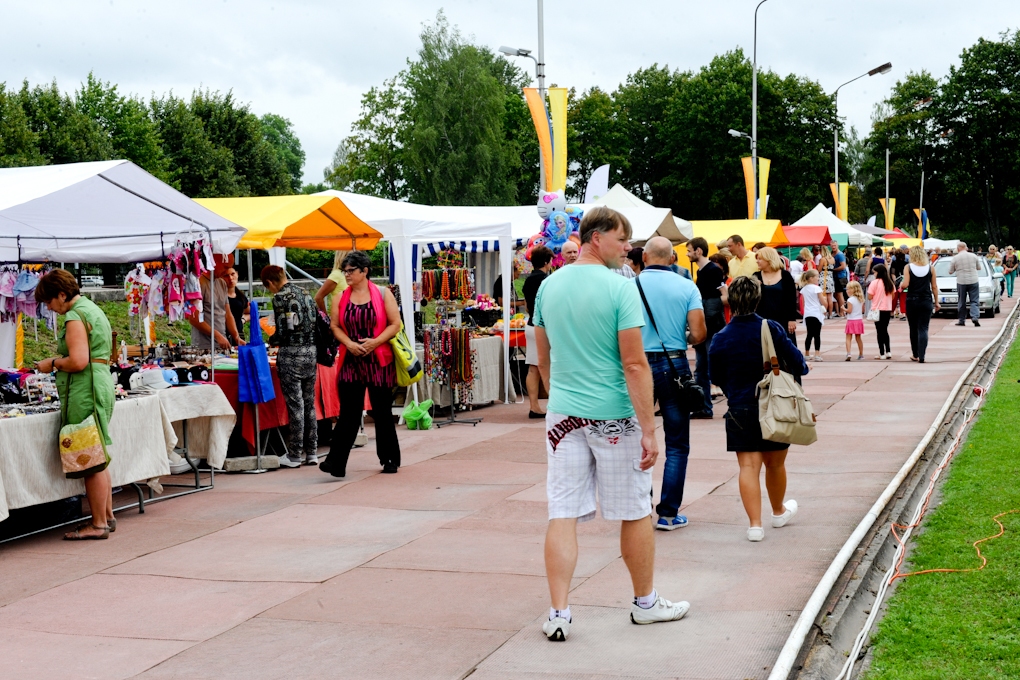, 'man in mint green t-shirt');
532,206,690,642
